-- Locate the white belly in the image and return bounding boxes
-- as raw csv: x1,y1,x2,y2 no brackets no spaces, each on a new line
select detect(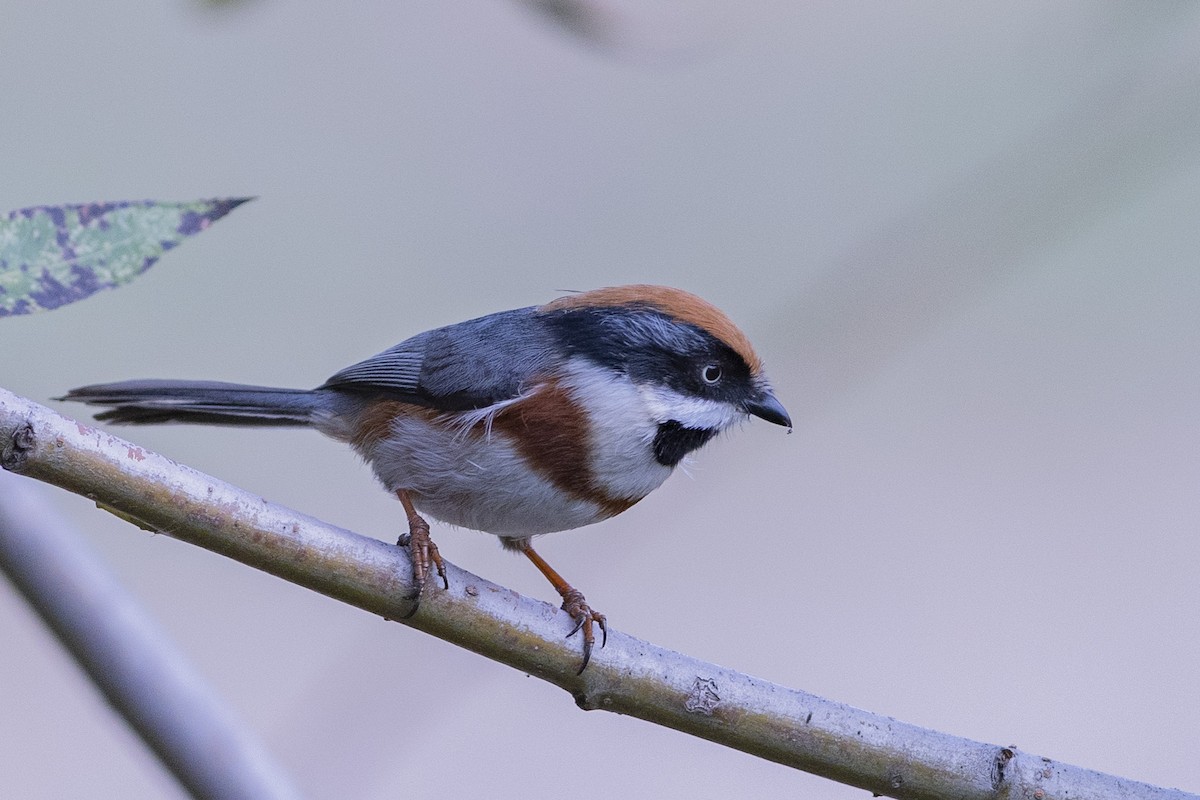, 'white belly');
329,368,684,538
361,413,620,537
